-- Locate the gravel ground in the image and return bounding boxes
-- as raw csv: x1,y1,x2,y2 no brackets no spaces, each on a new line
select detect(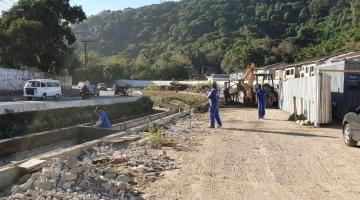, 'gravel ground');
7,107,355,200
142,108,360,200
4,114,204,200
